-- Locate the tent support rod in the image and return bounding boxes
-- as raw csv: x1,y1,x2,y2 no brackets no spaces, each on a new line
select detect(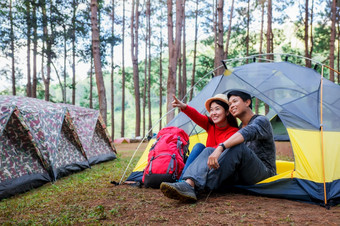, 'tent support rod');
320,65,327,206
